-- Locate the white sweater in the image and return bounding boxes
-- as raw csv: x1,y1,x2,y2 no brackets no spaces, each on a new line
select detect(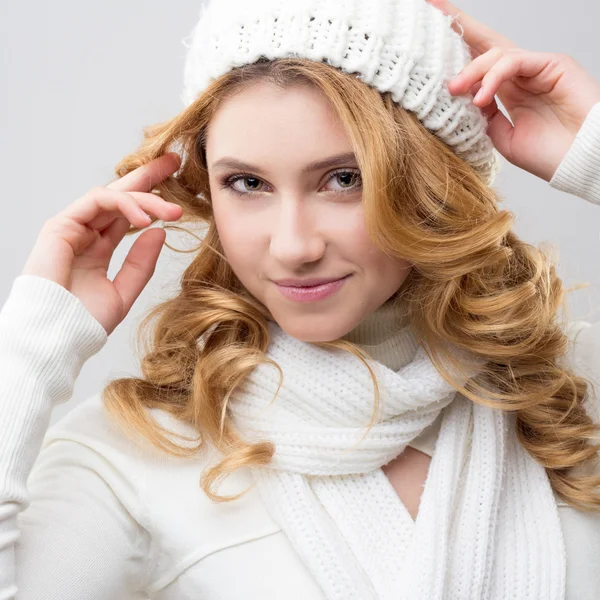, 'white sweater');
1,103,600,599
